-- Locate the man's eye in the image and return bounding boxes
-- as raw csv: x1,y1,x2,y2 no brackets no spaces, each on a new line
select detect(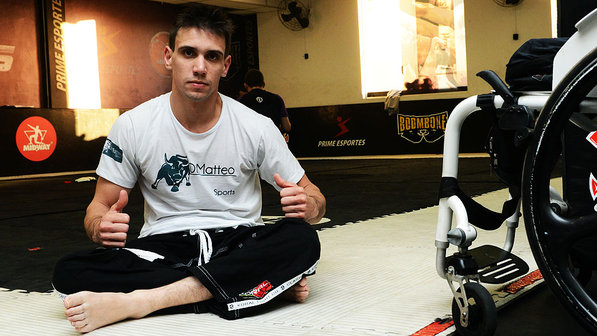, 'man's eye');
206,52,221,61
182,49,195,57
